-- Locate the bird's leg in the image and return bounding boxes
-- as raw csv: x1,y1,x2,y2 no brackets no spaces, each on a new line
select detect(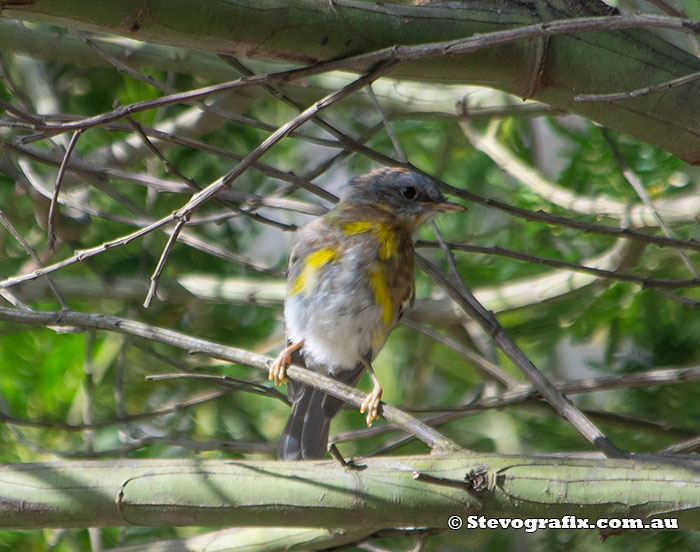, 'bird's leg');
360,362,383,427
269,340,304,386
